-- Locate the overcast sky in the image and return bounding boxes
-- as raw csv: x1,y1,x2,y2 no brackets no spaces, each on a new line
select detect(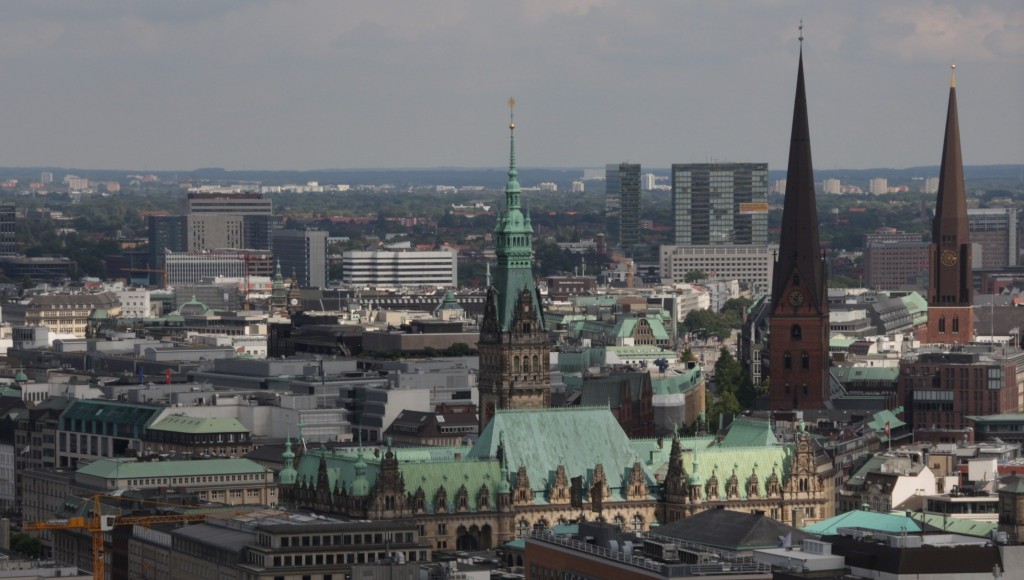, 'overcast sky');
0,1,1021,172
